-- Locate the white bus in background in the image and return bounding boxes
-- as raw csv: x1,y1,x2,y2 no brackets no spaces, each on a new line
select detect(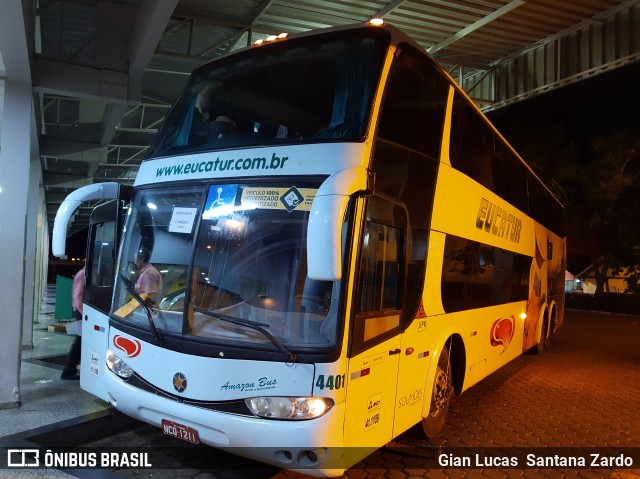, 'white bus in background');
53,21,566,476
